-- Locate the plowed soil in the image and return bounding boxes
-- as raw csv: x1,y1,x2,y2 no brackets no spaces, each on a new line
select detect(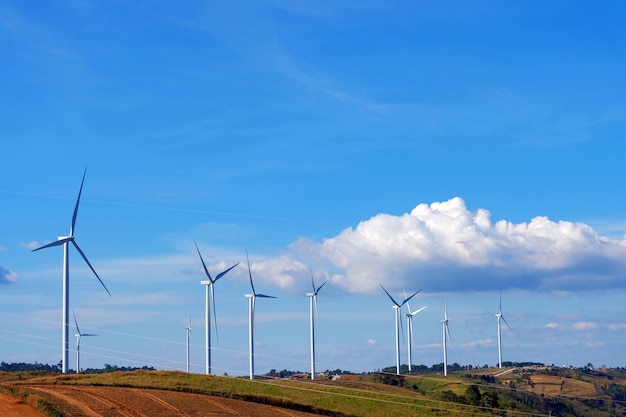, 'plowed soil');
6,385,322,417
